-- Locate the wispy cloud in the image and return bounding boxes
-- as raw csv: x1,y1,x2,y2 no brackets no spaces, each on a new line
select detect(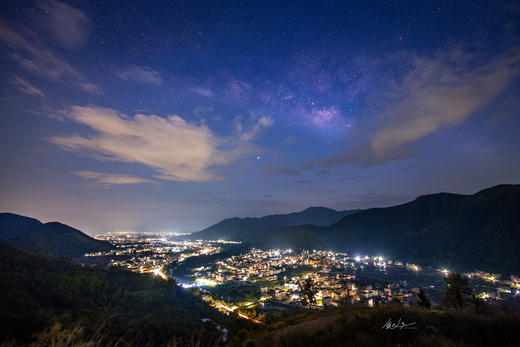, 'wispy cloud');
35,0,90,49
189,86,215,97
11,76,45,97
369,49,520,161
235,114,274,141
78,82,102,94
0,24,80,80
227,79,251,99
305,46,520,168
117,65,162,86
0,23,100,93
50,106,272,182
73,171,157,186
